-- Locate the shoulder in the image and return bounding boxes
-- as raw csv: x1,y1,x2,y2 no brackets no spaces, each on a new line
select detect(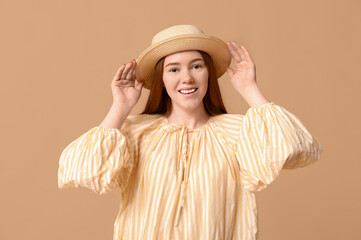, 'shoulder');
121,114,164,137
209,113,244,143
211,113,244,128
122,114,163,127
